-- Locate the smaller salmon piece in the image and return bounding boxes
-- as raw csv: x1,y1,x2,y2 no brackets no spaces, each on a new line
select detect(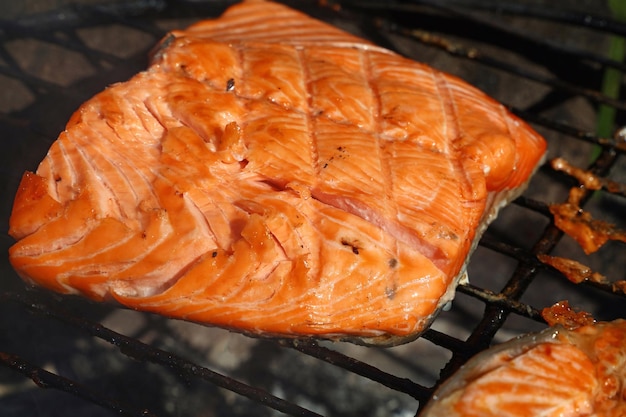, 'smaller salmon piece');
421,320,626,417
